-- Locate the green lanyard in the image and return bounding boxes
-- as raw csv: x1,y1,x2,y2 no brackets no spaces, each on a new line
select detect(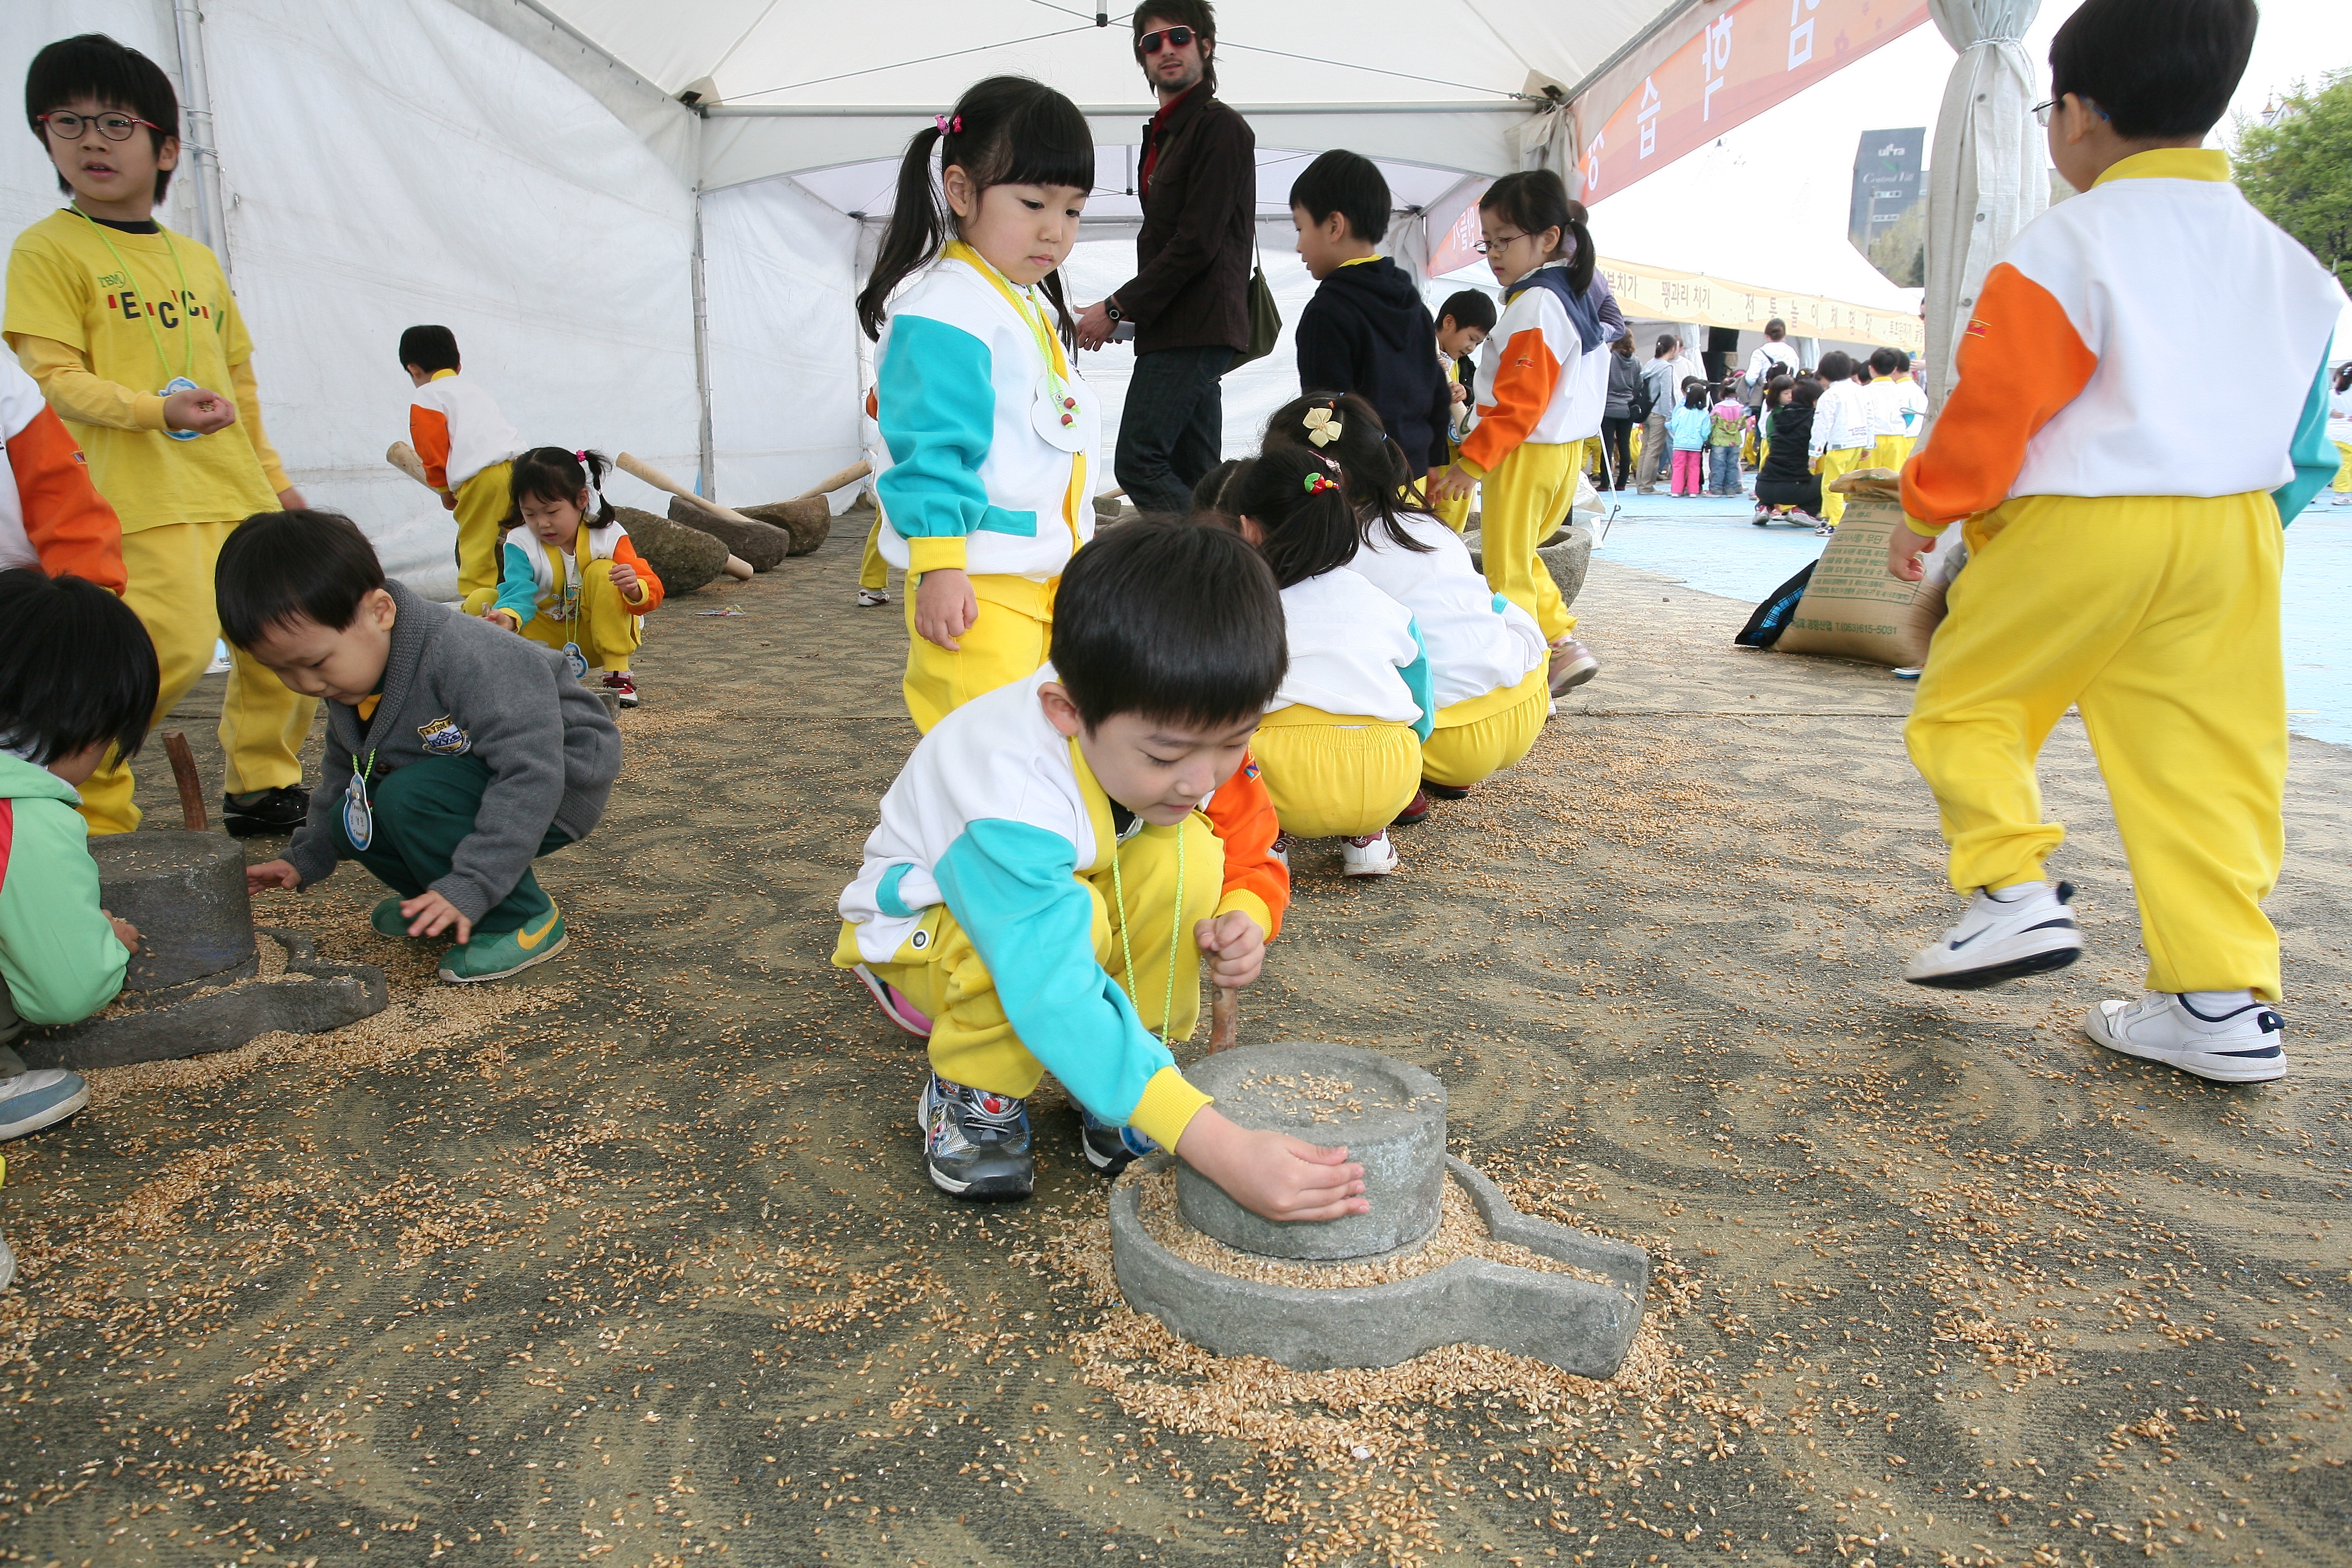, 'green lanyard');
1108,821,1186,1048
943,240,1073,418
72,205,194,387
